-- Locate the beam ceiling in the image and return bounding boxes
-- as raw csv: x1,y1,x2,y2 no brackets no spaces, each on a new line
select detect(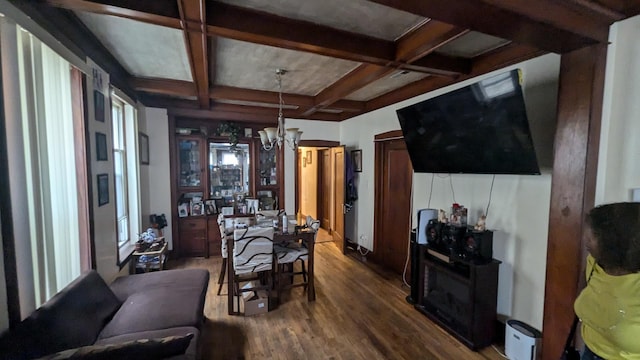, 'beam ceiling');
41,0,640,123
